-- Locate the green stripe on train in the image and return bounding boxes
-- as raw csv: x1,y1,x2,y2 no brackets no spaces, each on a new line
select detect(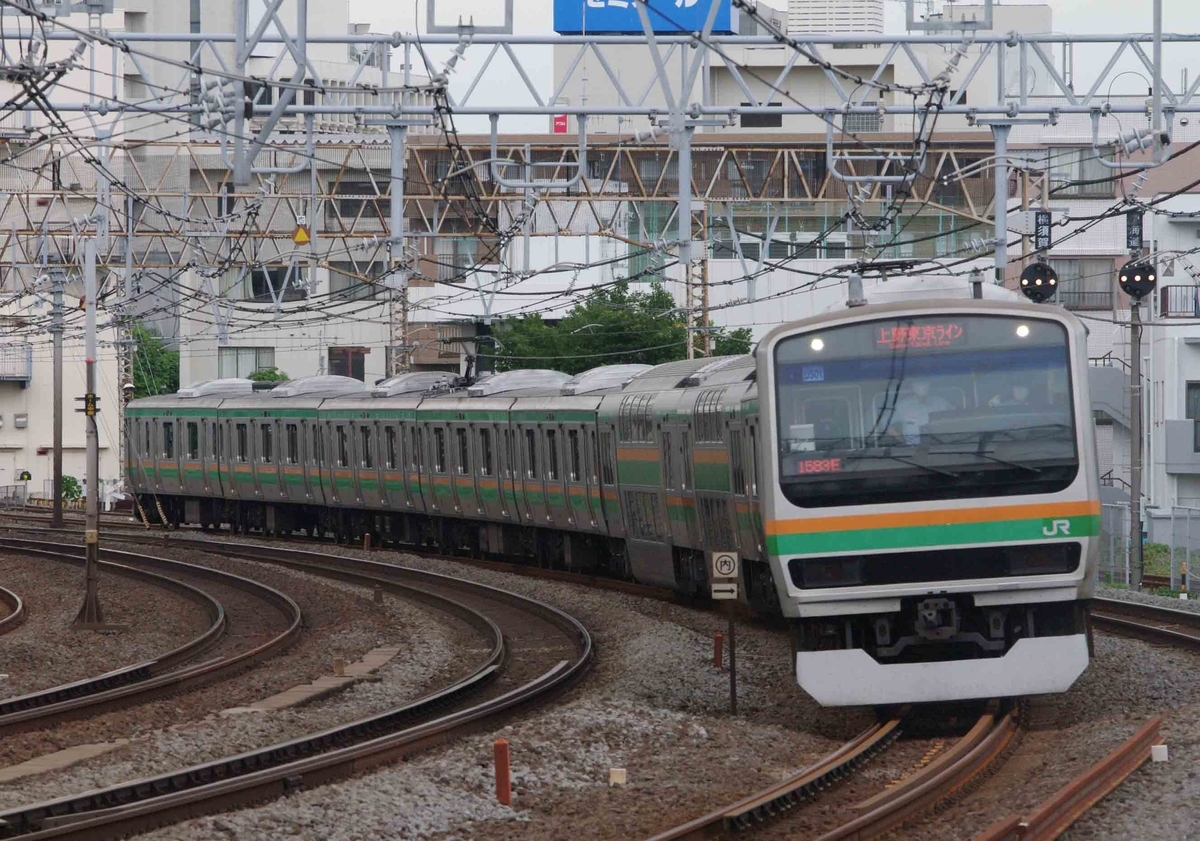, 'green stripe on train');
767,514,1102,556
694,462,730,492
617,460,660,486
